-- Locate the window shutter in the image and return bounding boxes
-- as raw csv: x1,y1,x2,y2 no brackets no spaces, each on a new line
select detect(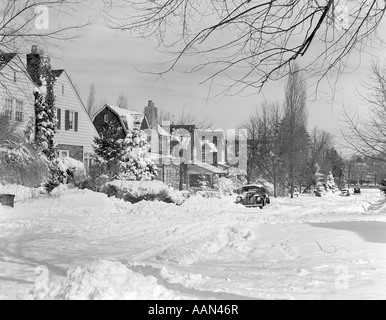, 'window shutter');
57,108,61,130
74,112,78,132
65,110,69,130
